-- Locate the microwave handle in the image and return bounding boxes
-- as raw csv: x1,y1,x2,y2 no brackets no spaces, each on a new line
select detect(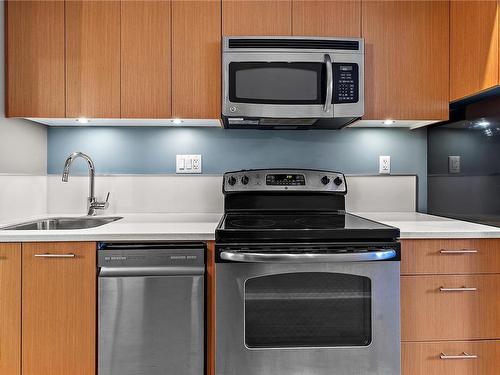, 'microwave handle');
323,54,333,113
